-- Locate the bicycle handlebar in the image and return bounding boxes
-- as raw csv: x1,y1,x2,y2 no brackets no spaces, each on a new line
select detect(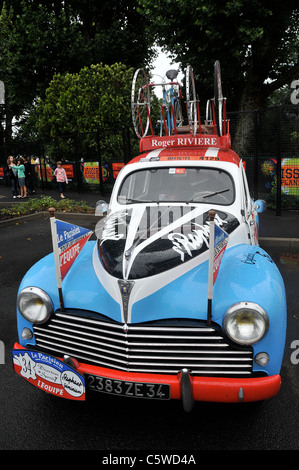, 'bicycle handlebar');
145,81,182,88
